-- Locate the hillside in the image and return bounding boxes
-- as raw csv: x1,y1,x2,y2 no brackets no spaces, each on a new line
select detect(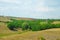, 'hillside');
0,16,60,40
0,16,34,22
0,28,60,40
0,22,60,40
